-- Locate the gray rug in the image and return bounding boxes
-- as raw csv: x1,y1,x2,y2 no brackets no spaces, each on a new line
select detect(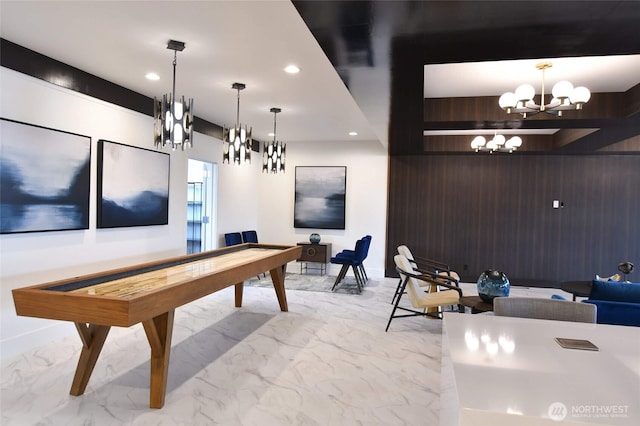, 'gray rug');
245,272,362,294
